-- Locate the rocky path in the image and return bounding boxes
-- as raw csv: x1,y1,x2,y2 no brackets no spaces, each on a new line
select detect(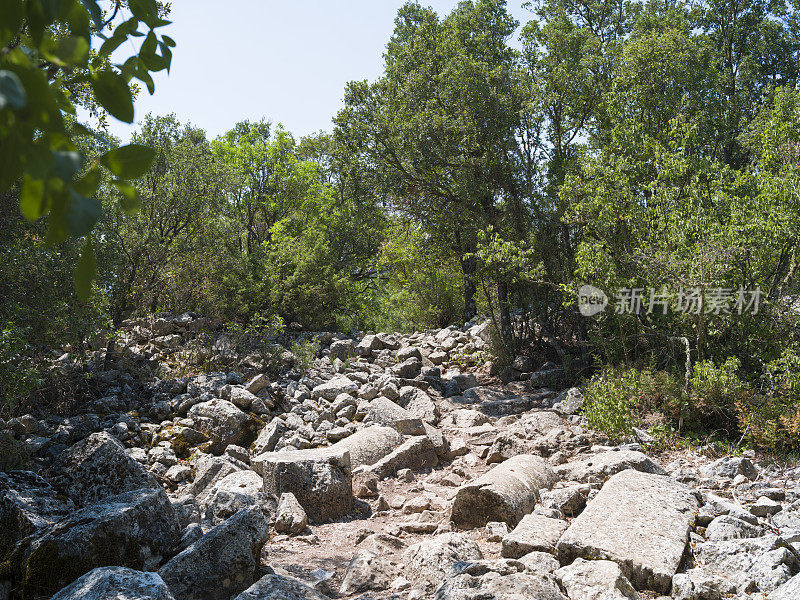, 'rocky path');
2,314,800,600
